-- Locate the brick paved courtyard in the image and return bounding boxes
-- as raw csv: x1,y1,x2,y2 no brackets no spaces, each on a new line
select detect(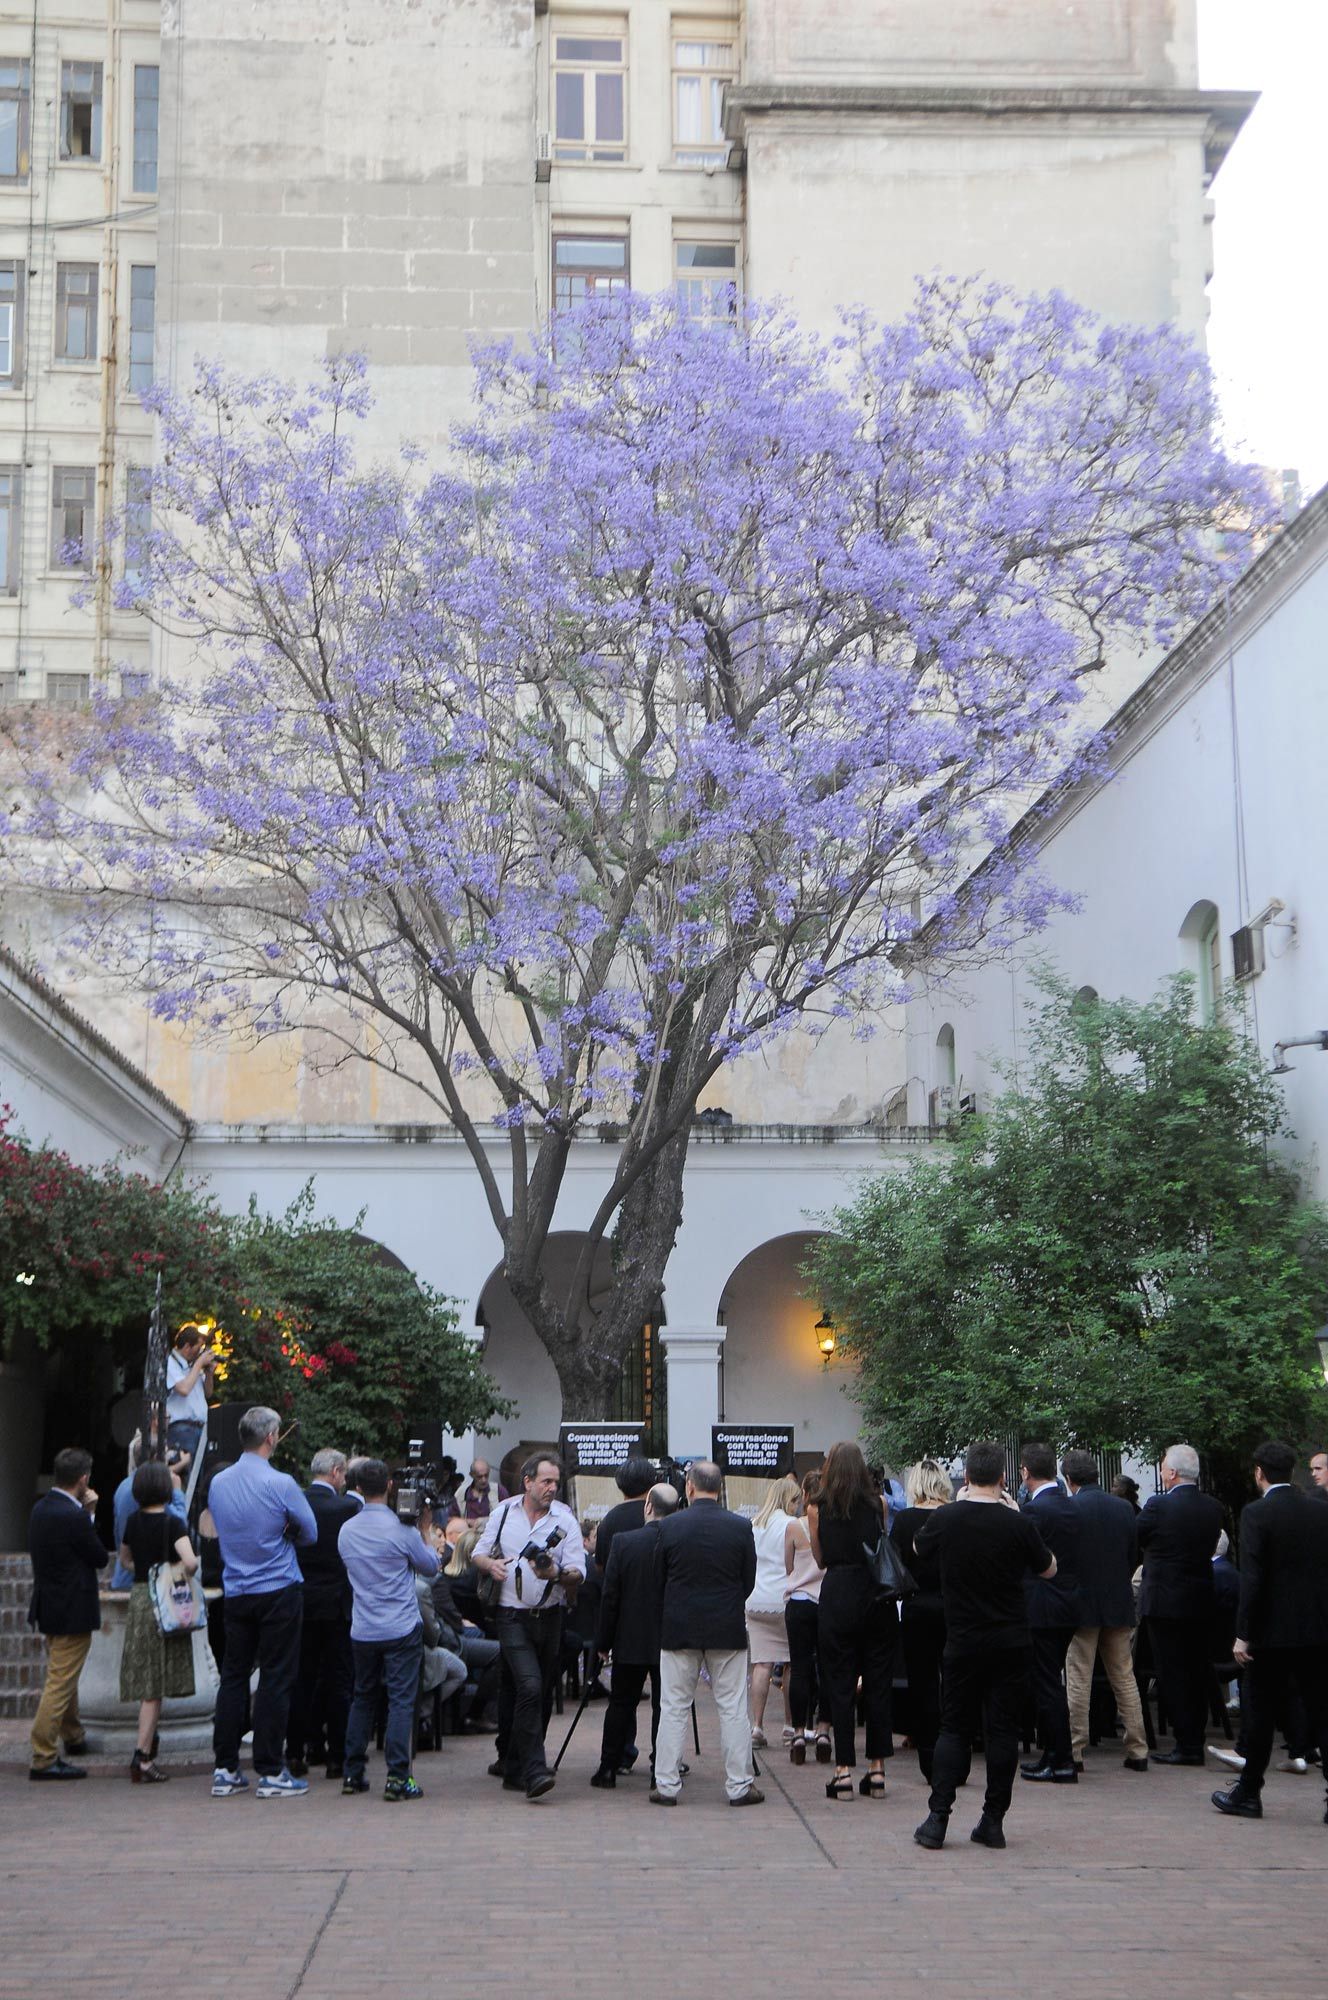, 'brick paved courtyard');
1,1705,1323,2000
